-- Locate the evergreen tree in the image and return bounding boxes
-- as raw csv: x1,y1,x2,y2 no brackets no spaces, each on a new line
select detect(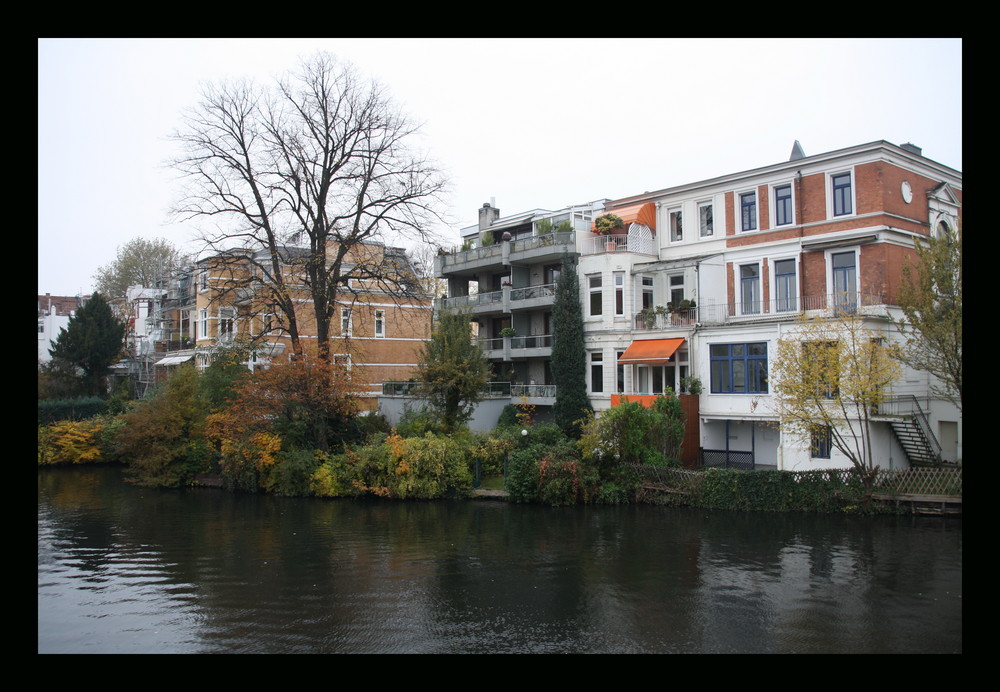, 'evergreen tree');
48,293,126,397
551,254,592,437
418,308,490,432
